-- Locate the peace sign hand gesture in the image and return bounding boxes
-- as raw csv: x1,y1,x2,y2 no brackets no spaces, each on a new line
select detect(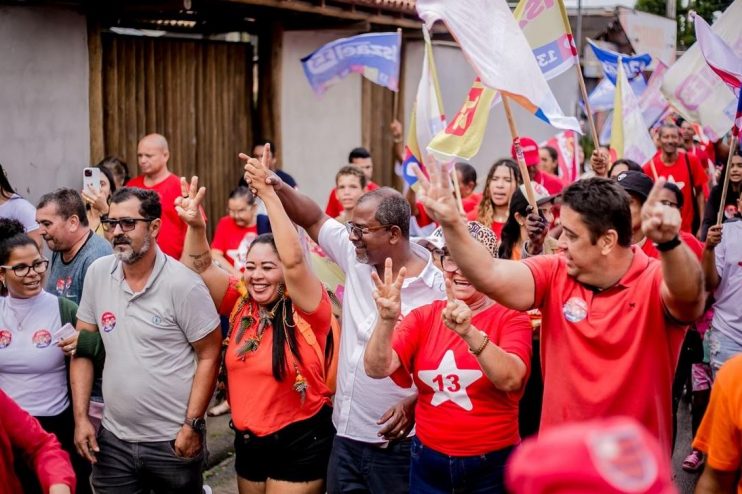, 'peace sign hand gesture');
371,258,407,322
641,178,681,244
441,279,472,336
175,176,207,228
